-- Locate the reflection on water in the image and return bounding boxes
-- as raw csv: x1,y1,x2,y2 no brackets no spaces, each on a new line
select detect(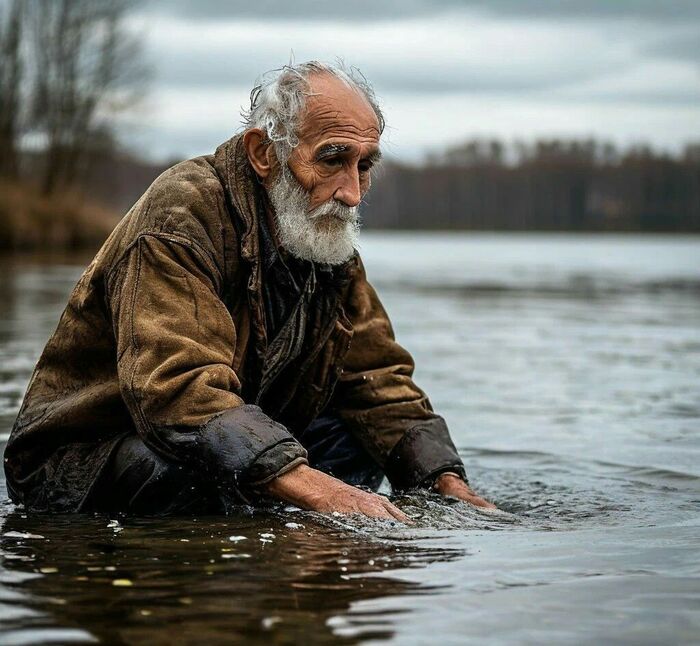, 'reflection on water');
1,234,700,643
0,504,464,644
